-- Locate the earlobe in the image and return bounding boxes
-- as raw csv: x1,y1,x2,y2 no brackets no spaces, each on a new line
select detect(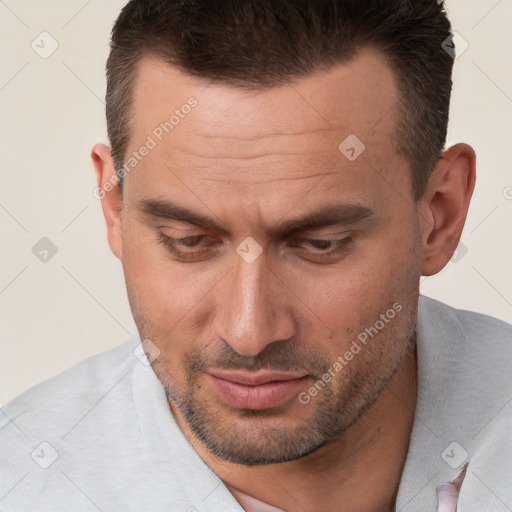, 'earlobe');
91,143,123,260
420,143,476,276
